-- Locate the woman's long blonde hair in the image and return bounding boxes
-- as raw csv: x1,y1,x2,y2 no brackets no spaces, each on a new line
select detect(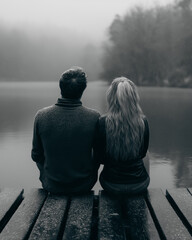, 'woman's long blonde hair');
106,77,145,161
